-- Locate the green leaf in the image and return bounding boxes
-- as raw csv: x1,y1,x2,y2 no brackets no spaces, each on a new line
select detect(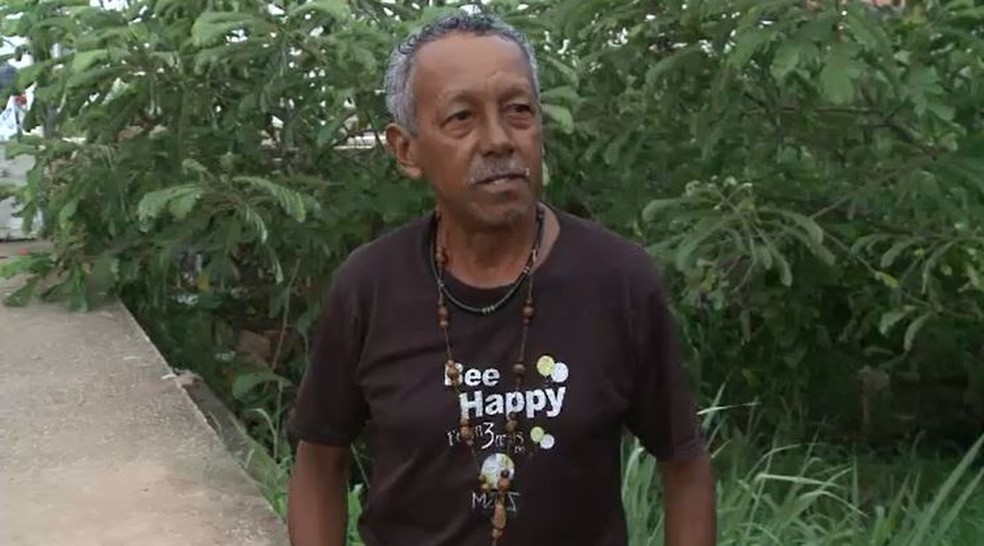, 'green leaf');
240,205,269,243
675,216,729,273
545,57,579,87
770,245,792,287
603,131,631,166
906,66,944,117
58,198,79,229
921,242,955,294
191,12,275,47
904,312,933,352
3,141,38,158
727,29,773,70
233,176,309,223
182,159,212,179
880,238,919,269
641,198,686,223
820,44,863,104
232,371,292,400
770,41,801,80
542,104,574,134
71,49,109,73
874,271,900,290
15,59,55,89
168,187,205,220
879,308,912,335
645,45,700,86
966,265,983,291
540,86,579,104
137,185,203,226
765,208,825,246
757,243,774,271
289,0,352,21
